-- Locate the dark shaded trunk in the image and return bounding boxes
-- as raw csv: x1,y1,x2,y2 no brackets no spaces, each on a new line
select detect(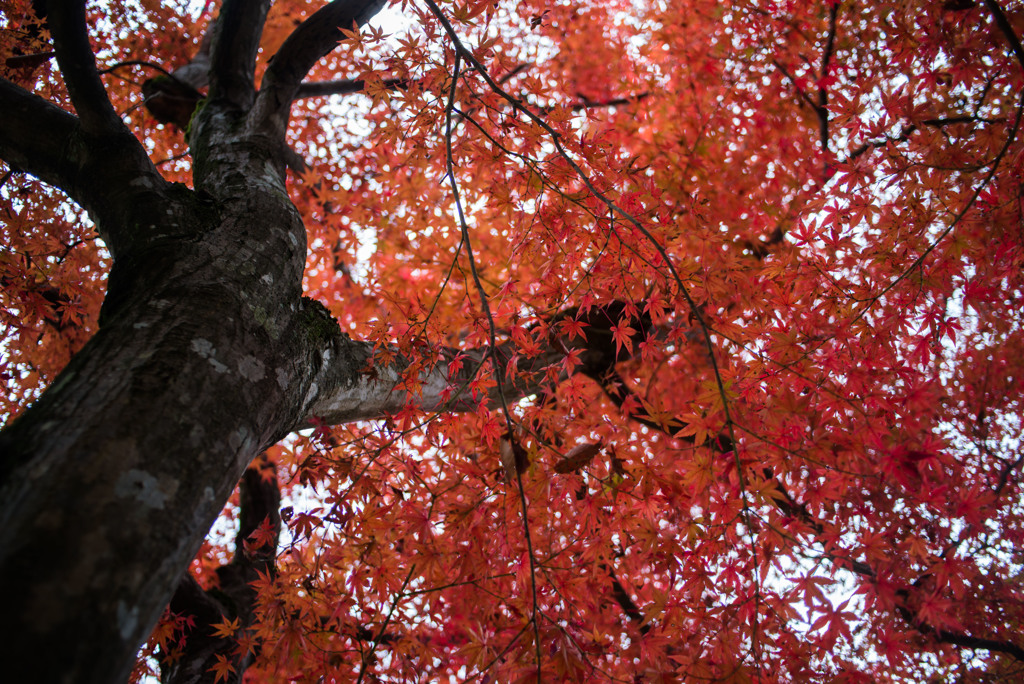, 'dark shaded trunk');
0,168,322,681
158,466,282,684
